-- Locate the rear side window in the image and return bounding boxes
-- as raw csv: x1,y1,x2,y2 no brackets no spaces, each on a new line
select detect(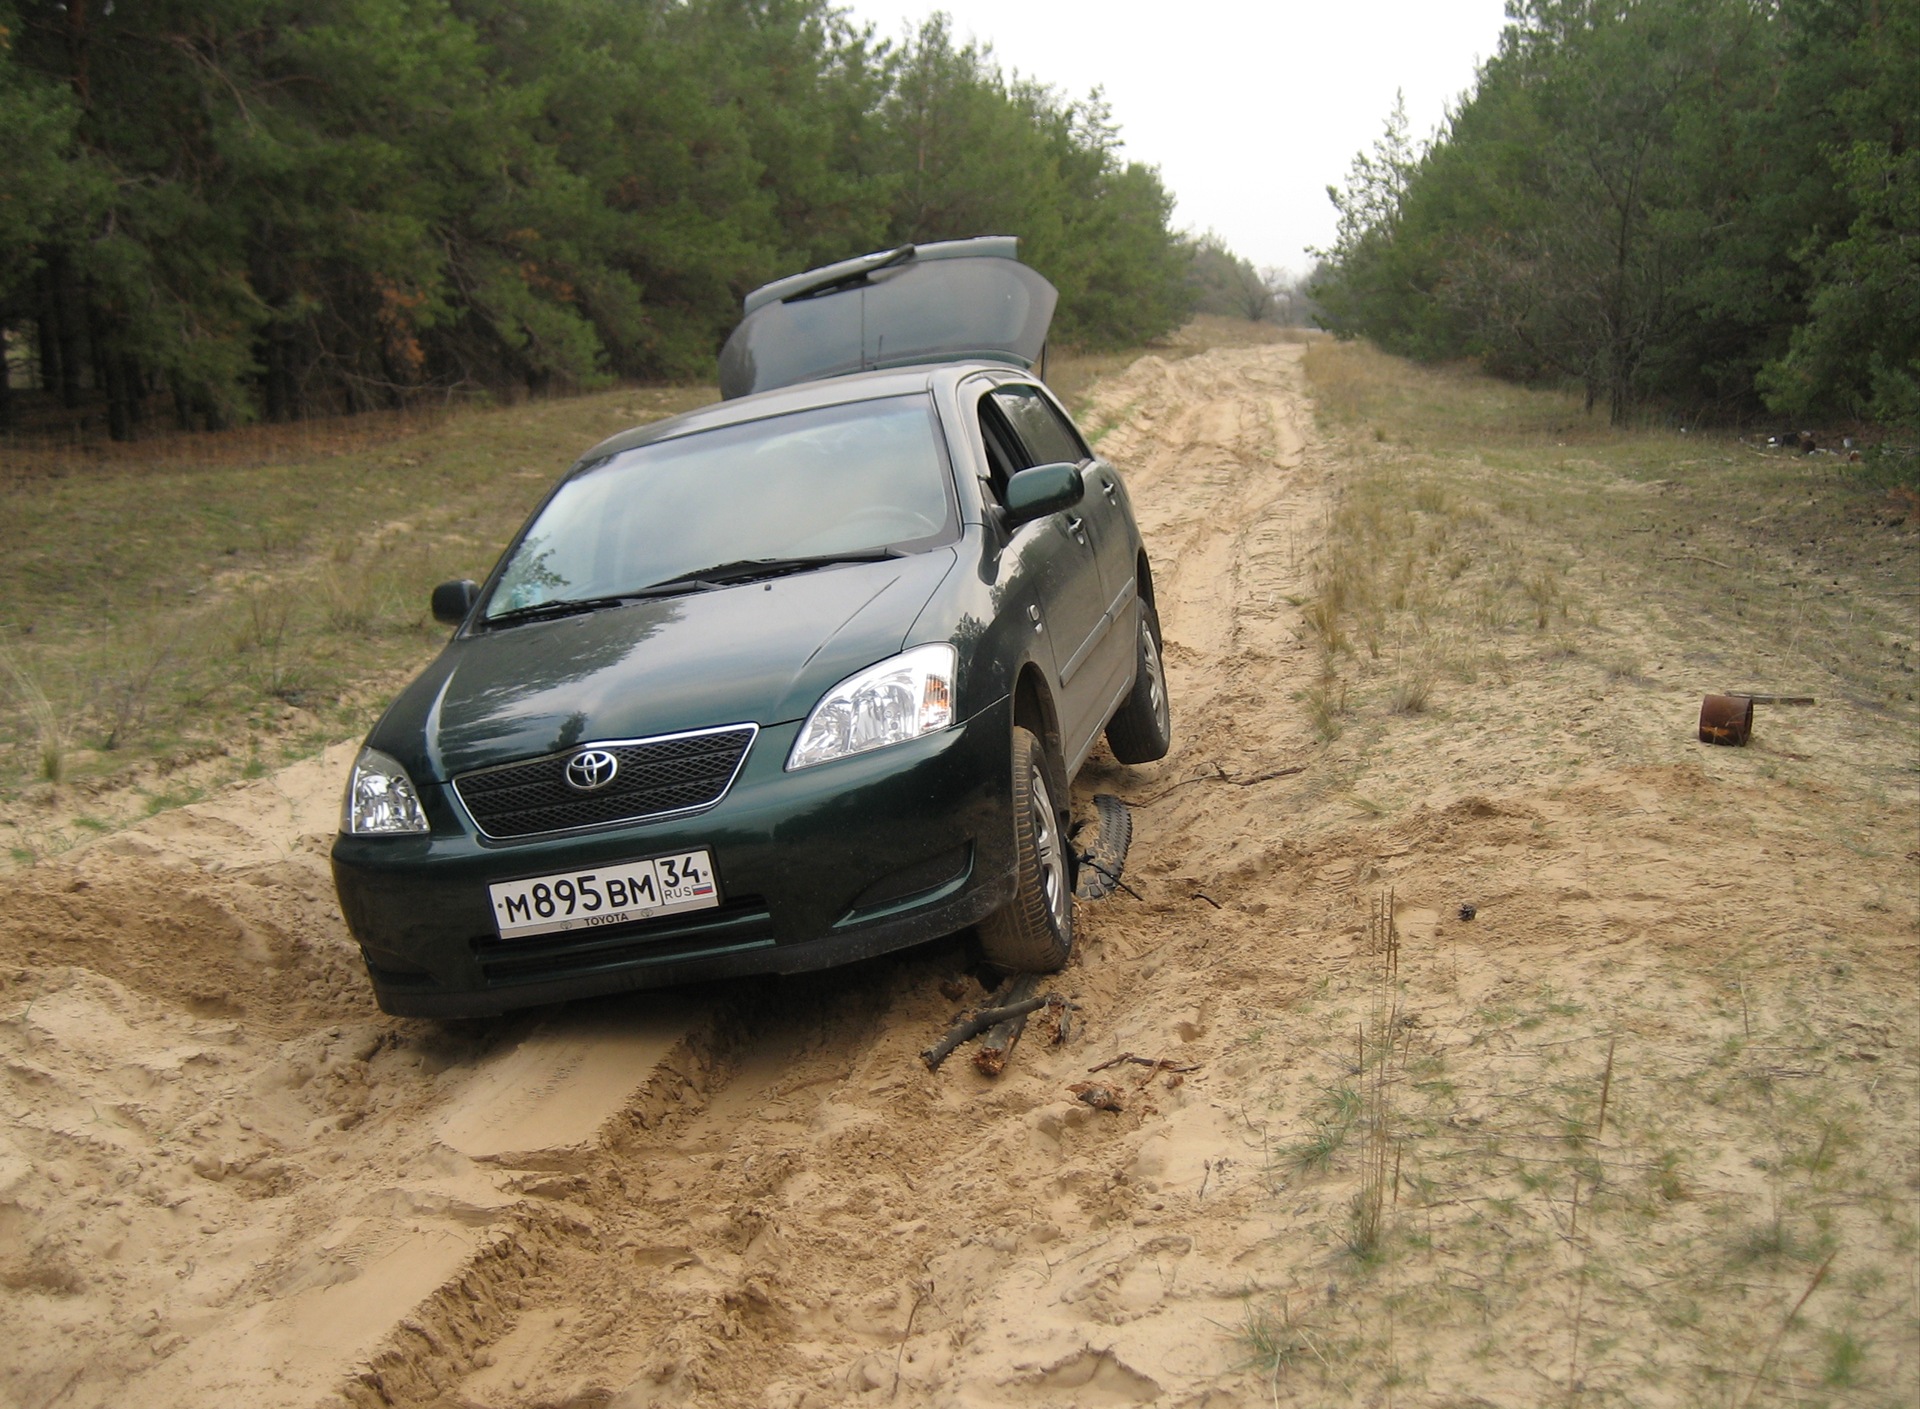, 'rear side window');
990,384,1088,468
